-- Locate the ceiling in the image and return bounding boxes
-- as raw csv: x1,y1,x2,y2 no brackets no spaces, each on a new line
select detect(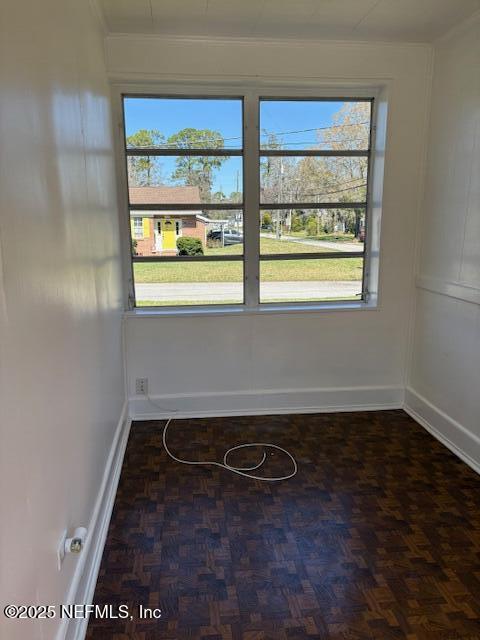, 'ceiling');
98,0,480,42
